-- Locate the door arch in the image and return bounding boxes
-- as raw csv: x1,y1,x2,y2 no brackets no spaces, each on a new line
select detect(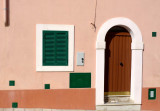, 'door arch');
96,17,143,105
